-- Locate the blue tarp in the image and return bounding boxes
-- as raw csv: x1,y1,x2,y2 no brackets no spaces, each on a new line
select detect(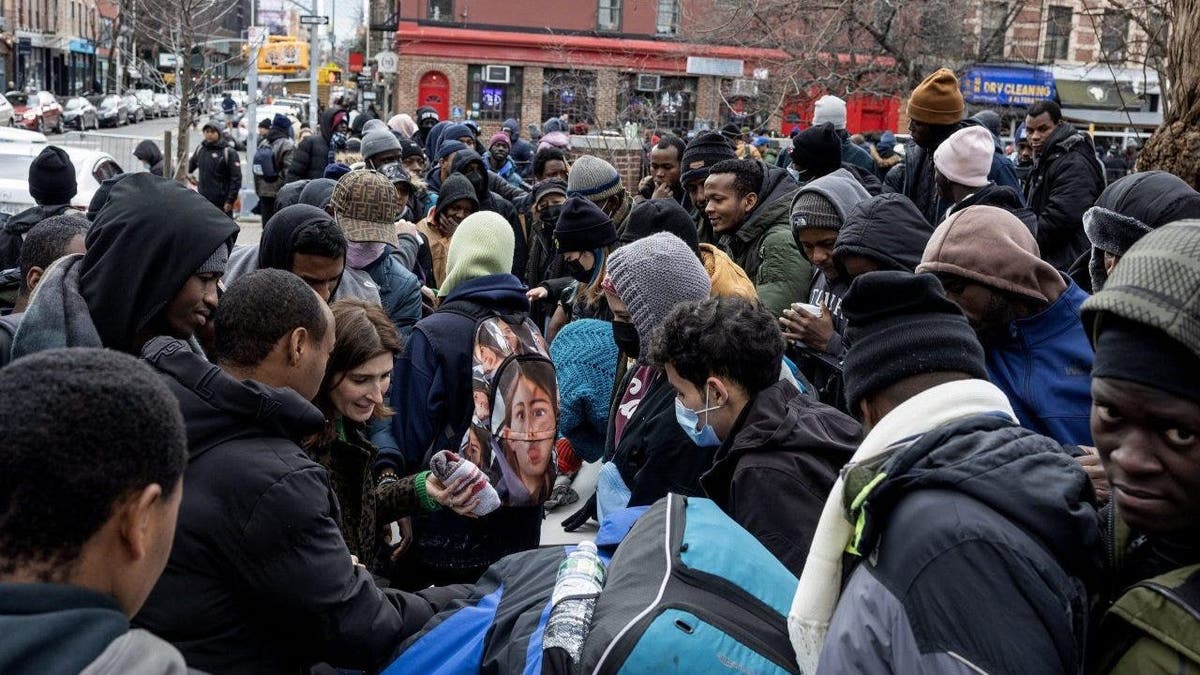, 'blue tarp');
961,65,1055,107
